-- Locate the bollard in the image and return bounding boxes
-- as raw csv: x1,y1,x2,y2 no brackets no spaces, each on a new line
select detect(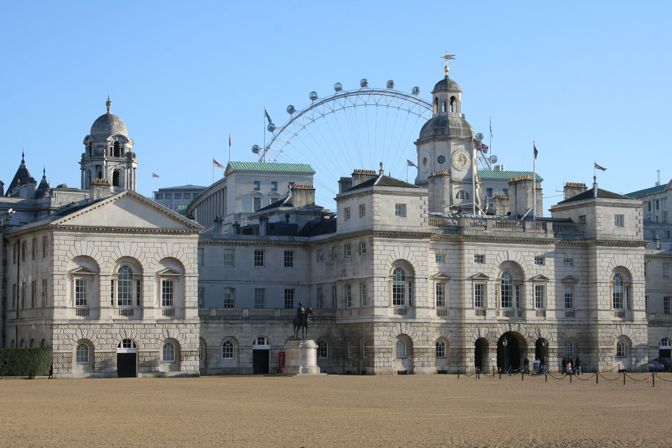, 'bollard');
457,369,460,379
623,372,626,386
492,366,496,377
596,372,599,384
499,371,501,380
545,373,548,383
652,372,655,388
569,372,572,383
521,371,524,381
